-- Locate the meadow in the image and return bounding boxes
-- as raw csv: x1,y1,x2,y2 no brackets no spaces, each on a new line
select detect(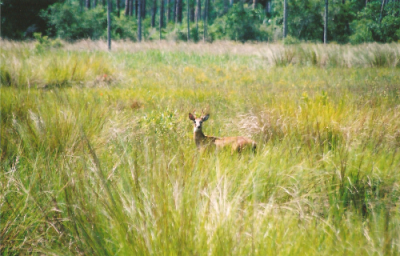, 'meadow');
1,40,400,255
